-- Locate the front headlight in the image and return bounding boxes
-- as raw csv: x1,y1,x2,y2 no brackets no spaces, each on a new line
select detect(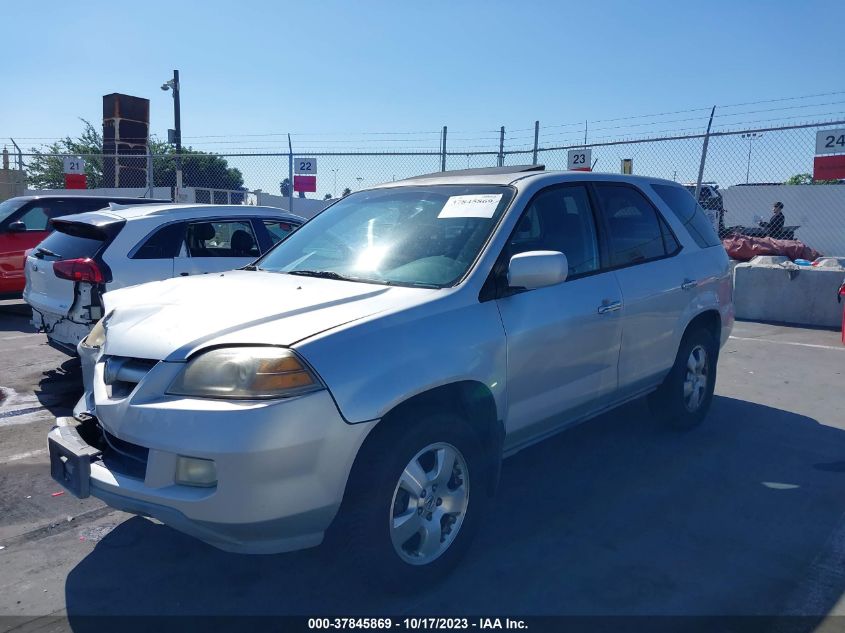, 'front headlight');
81,317,107,349
167,346,323,399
